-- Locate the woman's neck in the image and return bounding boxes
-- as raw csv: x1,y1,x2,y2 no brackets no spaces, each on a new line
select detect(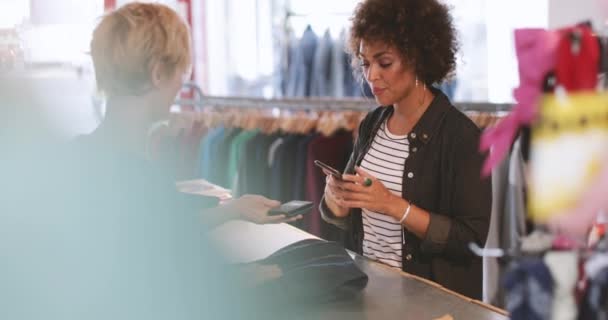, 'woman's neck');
92,96,152,158
389,85,434,135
